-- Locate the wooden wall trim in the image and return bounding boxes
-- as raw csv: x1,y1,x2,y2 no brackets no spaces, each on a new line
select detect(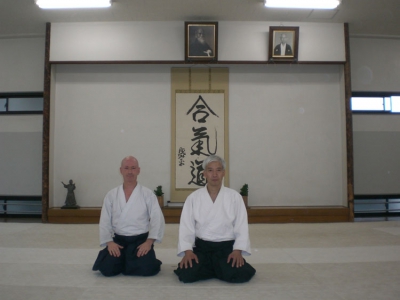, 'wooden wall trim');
344,23,355,221
45,23,350,222
48,207,349,224
42,22,51,223
49,60,346,65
